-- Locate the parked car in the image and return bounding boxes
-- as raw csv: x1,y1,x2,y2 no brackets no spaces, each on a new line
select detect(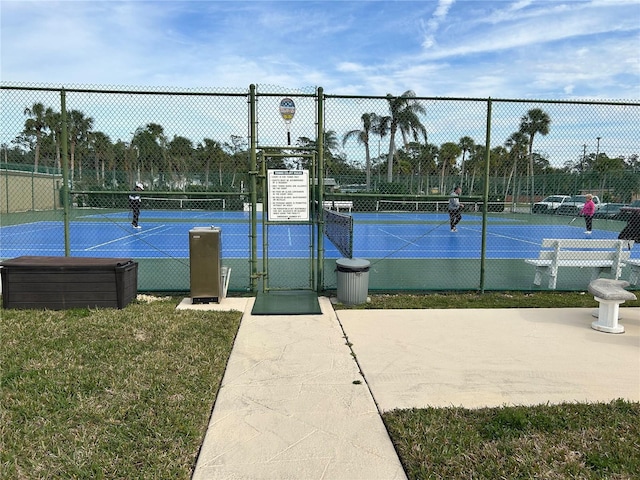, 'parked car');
594,203,627,219
532,195,571,214
614,200,640,221
555,195,601,216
